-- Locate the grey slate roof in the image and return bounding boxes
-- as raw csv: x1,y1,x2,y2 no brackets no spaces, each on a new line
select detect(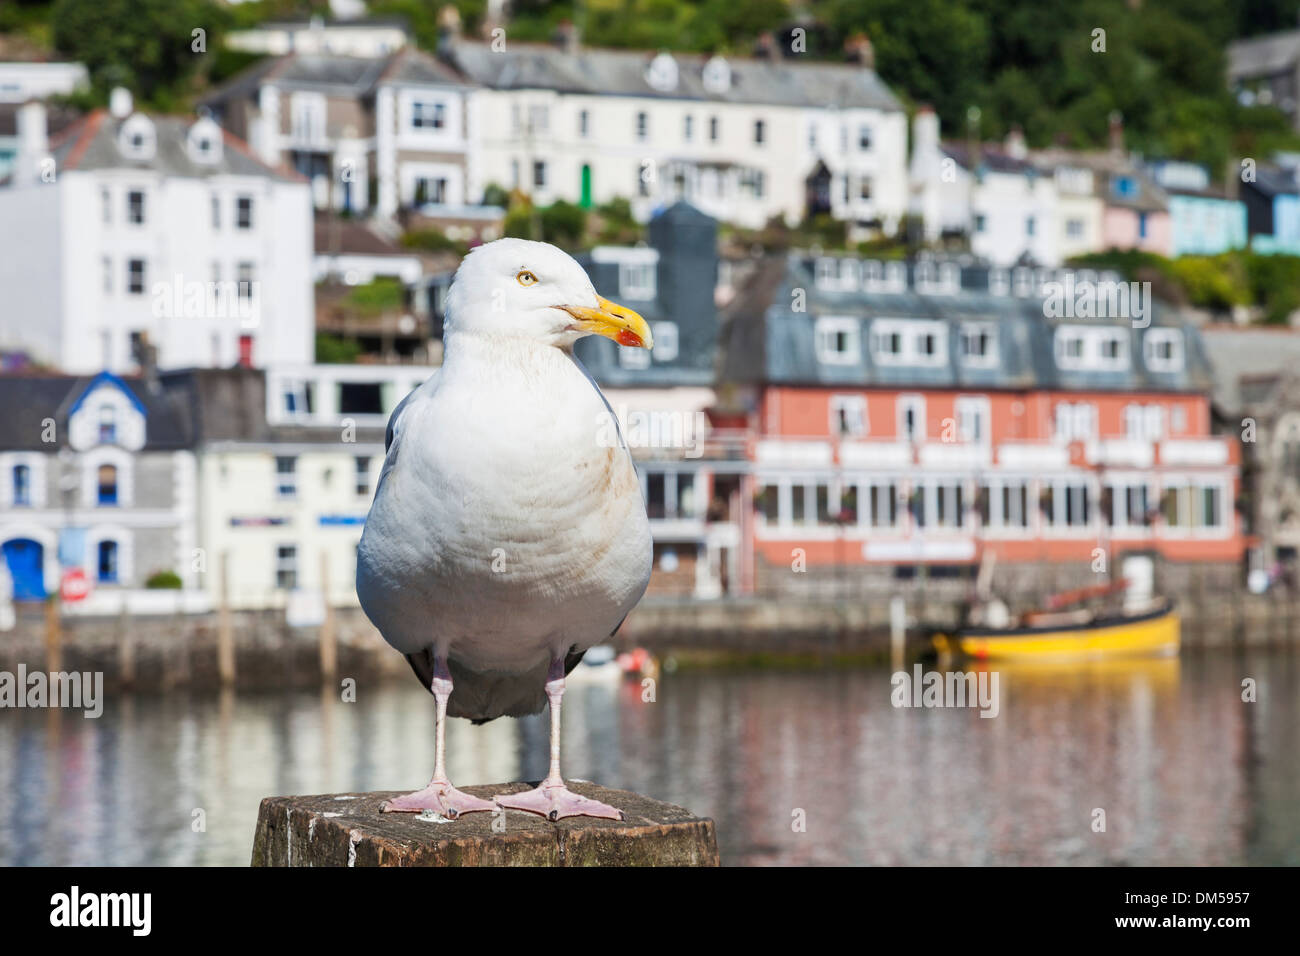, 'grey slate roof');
203,46,467,111
1199,326,1300,414
942,142,1036,175
52,110,300,182
157,367,386,445
443,40,903,110
720,254,1215,394
0,373,195,451
1228,29,1300,79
